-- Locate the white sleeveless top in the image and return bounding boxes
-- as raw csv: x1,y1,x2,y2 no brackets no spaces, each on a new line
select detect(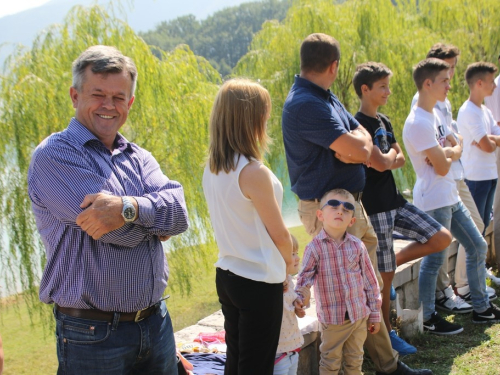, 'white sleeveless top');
202,155,286,283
